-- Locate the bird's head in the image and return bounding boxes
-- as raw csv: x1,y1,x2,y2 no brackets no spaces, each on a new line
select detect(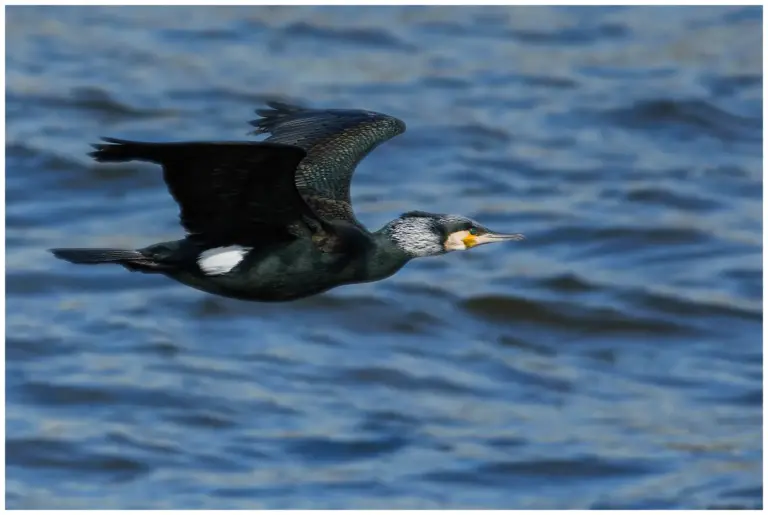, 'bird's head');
385,211,524,258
